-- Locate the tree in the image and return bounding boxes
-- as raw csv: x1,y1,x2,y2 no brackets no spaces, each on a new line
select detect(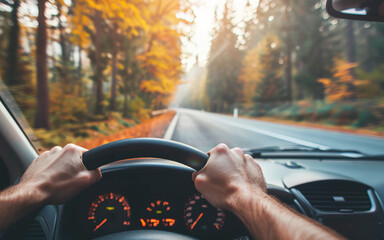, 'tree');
288,0,336,100
138,0,185,109
239,34,284,106
35,0,50,129
318,58,357,101
3,0,20,86
70,0,146,115
205,0,243,112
